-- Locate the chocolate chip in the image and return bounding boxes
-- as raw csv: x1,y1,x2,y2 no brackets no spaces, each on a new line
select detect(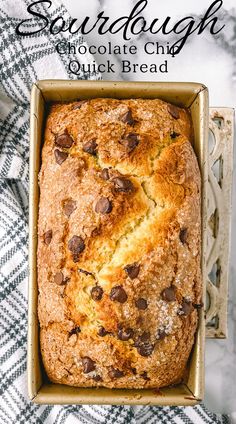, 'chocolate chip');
157,328,167,340
91,285,103,301
98,326,109,337
73,100,87,110
170,131,180,139
95,197,112,214
112,177,134,193
69,326,81,336
193,302,204,309
121,109,135,125
137,344,154,357
135,331,150,344
121,133,139,153
161,286,176,302
141,371,150,380
92,374,103,382
134,332,154,357
110,285,127,303
83,139,97,156
108,367,124,379
91,227,101,237
100,168,110,180
139,344,154,357
179,228,188,244
68,236,85,255
54,271,66,286
63,199,77,217
179,300,193,316
131,367,137,375
124,263,140,279
72,254,80,263
54,149,68,165
167,104,180,119
43,230,52,245
55,132,74,148
82,357,96,373
117,326,134,341
135,298,147,310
